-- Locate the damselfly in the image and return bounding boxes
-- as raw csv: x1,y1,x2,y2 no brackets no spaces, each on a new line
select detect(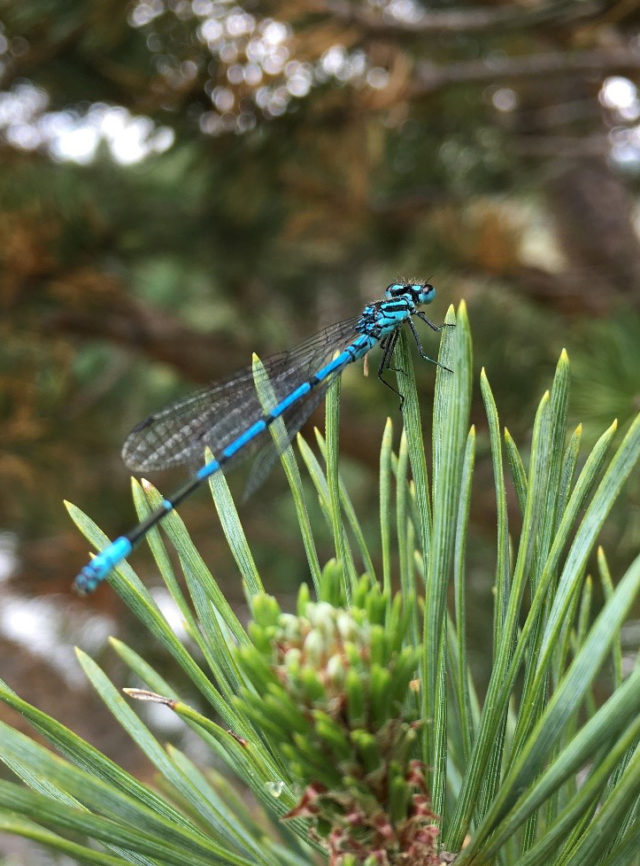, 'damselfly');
75,282,448,593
